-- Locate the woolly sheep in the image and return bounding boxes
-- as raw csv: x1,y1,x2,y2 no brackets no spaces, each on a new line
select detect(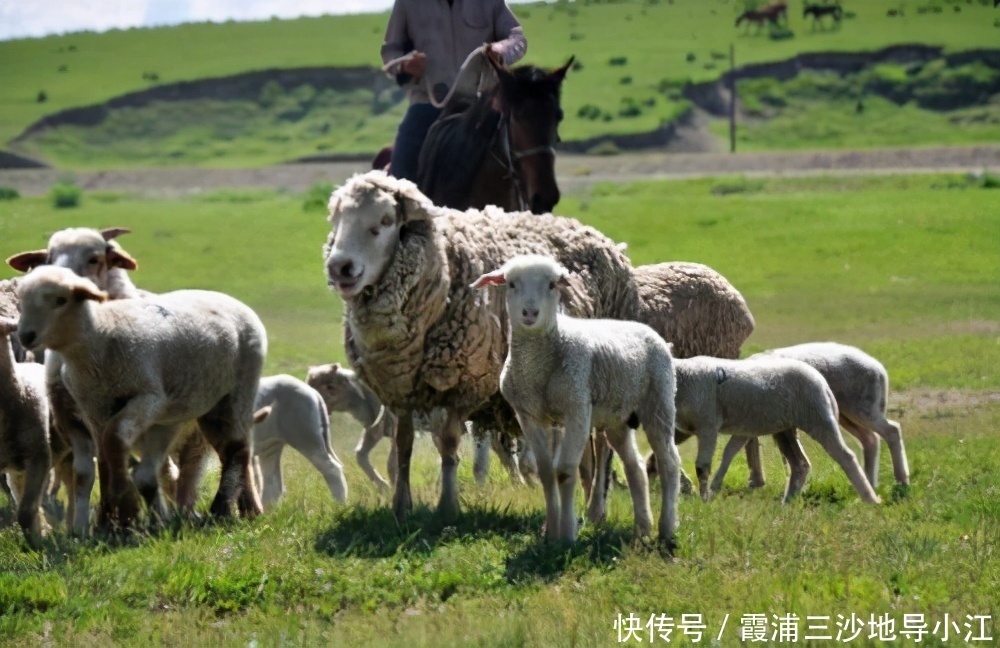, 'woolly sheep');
473,255,681,543
252,374,348,508
712,342,908,492
0,317,51,547
671,355,881,504
322,171,754,522
306,362,532,489
16,266,266,529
